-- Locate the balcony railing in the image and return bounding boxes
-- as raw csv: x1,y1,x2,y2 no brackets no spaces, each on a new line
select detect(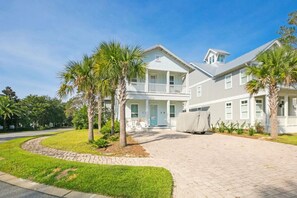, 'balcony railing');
149,83,166,93
127,82,145,92
127,82,187,94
